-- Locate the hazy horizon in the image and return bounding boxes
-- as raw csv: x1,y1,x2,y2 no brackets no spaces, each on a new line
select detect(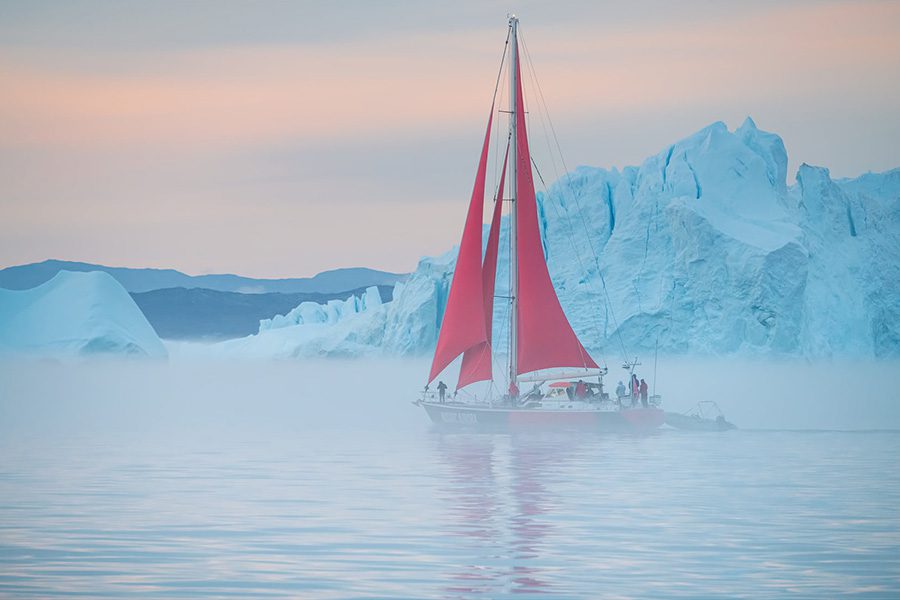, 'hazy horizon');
0,256,407,279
